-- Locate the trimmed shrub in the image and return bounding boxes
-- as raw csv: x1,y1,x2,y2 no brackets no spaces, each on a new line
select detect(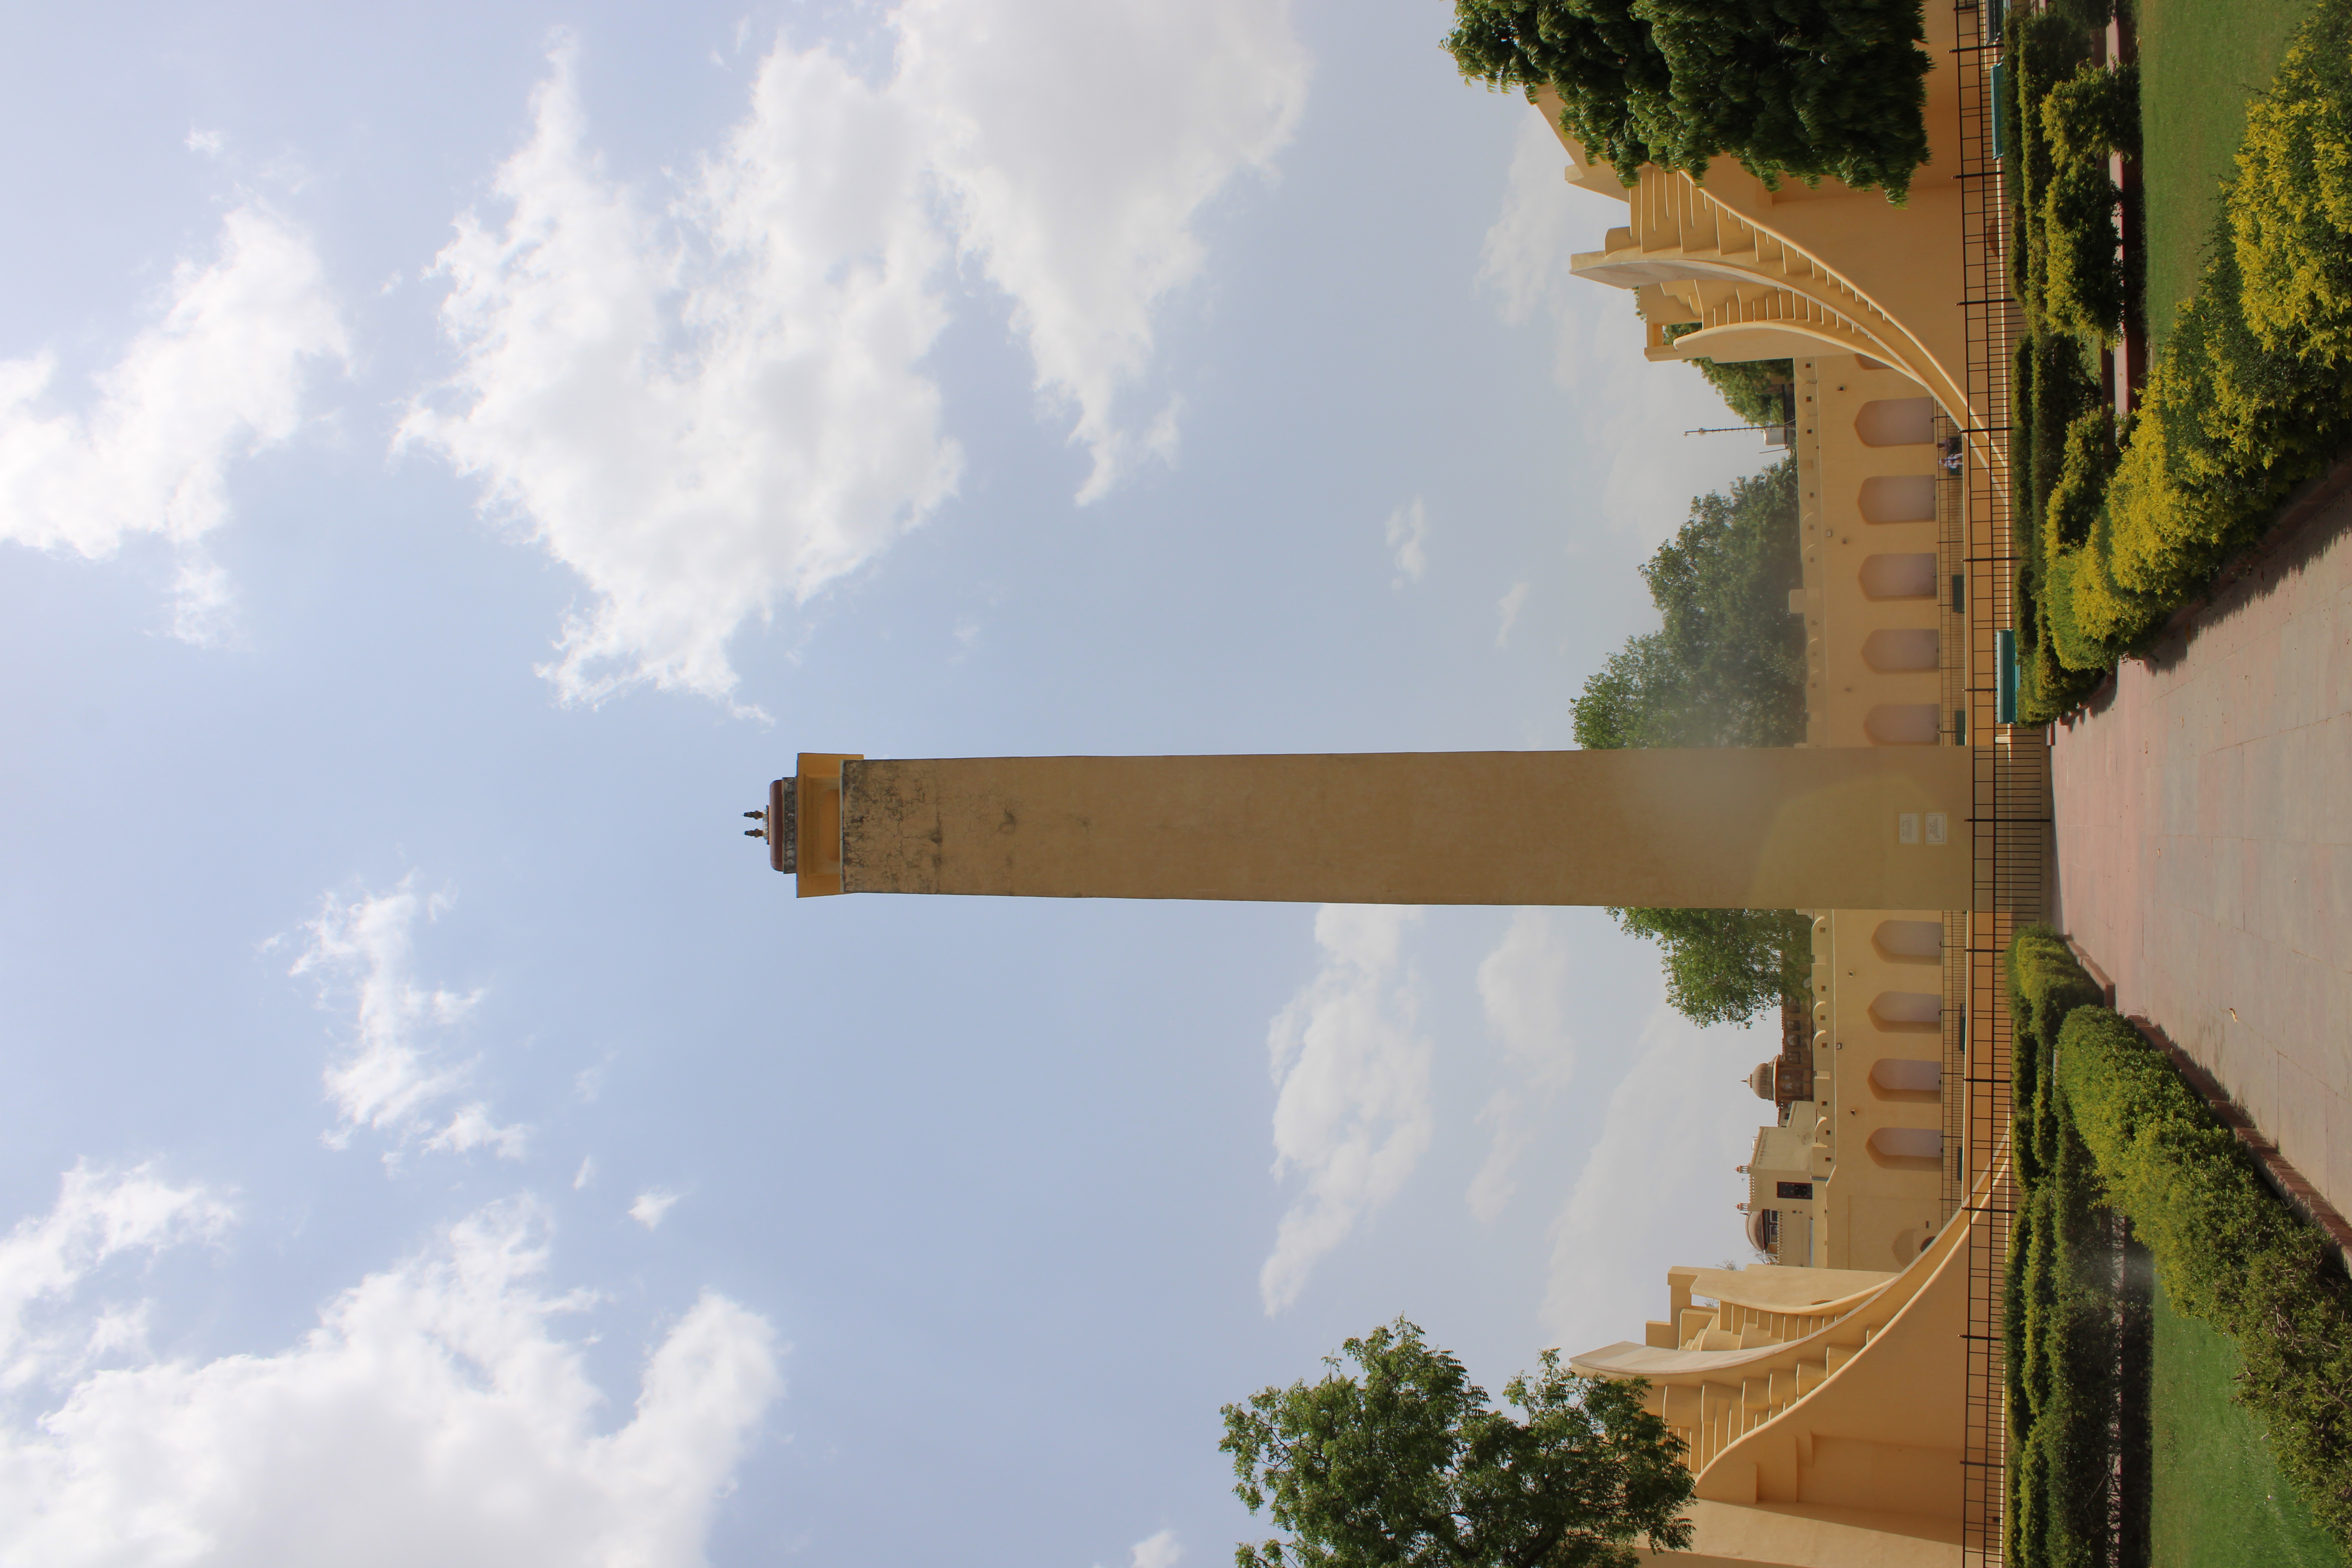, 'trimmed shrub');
2004,929,2125,1567
2231,22,2352,365
2057,1007,2352,1545
2042,412,2129,671
2043,60,2141,166
2042,163,2126,344
2036,62,2137,345
2006,924,2104,1051
2045,409,2119,554
2029,0,2352,693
